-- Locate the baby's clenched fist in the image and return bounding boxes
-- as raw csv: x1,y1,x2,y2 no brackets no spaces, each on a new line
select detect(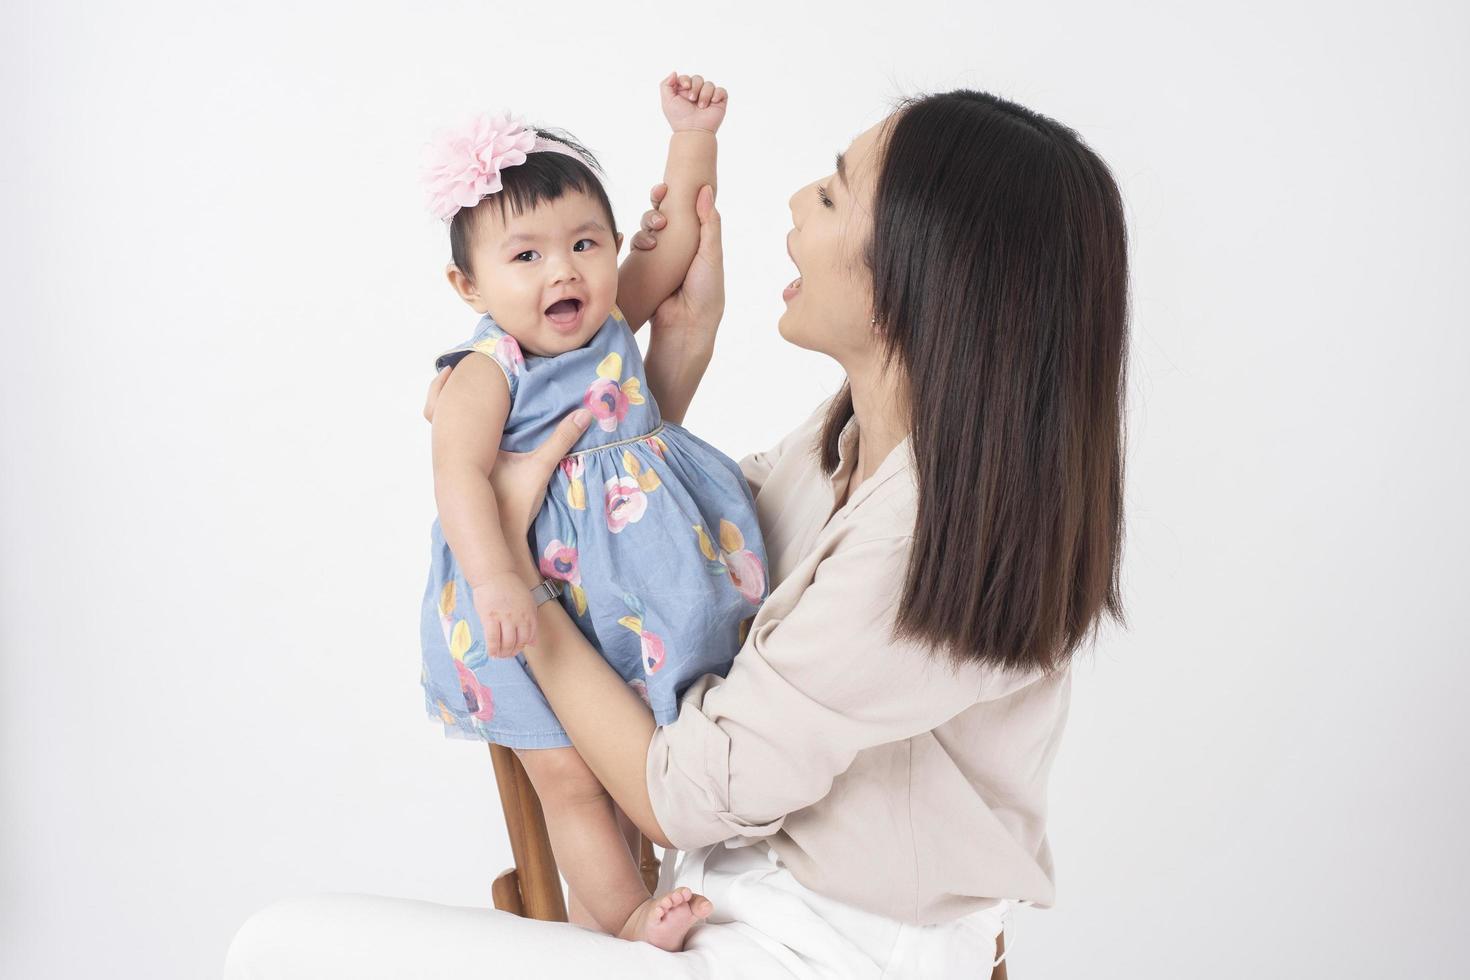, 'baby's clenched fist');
472,572,538,659
660,70,728,134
